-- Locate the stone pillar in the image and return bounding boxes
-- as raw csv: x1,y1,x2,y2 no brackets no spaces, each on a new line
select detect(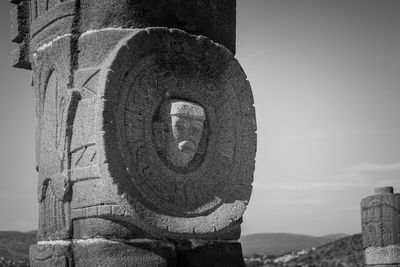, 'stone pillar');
361,187,400,267
10,1,256,266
